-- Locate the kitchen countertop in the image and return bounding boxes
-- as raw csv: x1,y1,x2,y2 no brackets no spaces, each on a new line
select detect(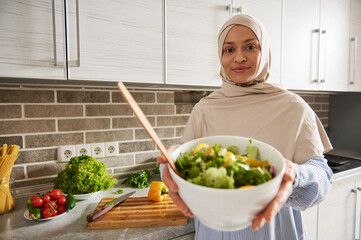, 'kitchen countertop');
2,162,361,240
0,179,195,240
